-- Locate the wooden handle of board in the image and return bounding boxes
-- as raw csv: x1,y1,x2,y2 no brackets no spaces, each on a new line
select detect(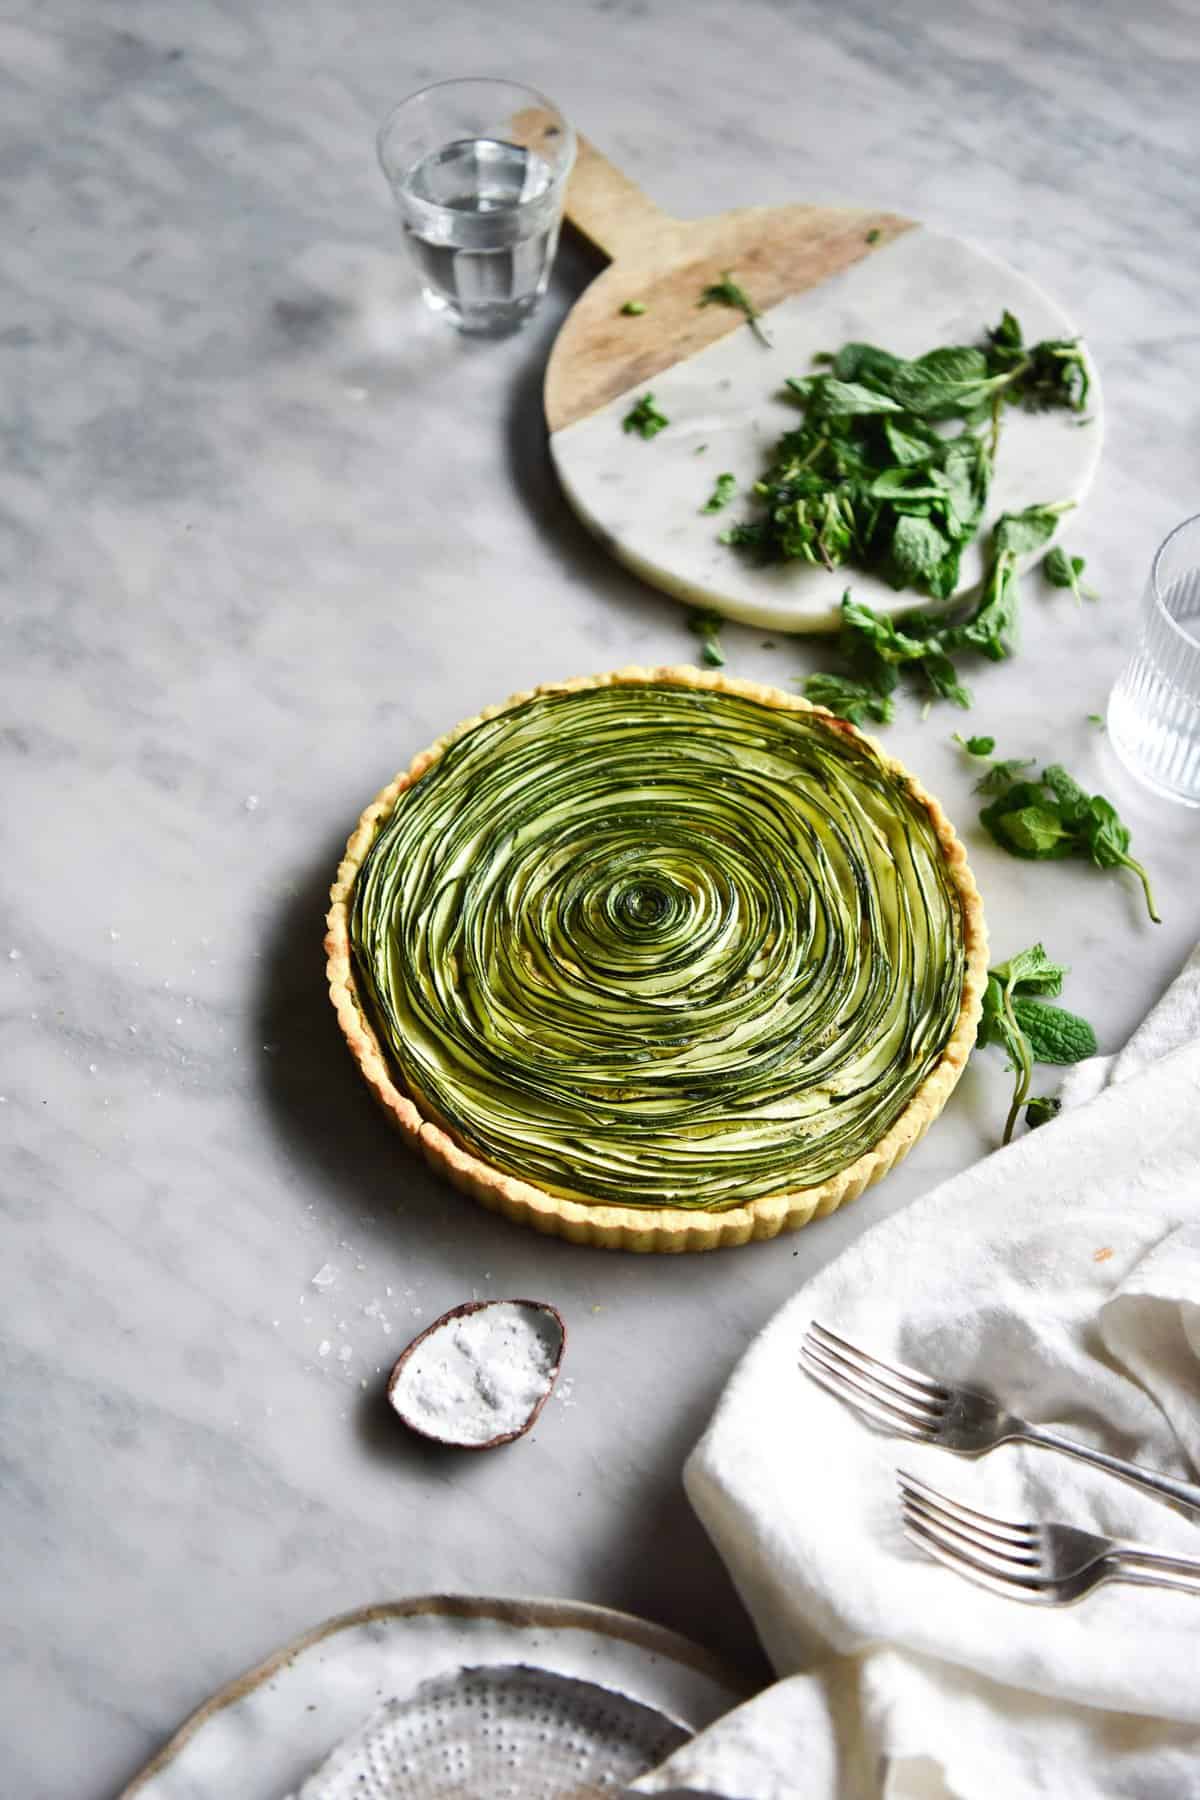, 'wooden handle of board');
563,134,671,263
509,113,667,261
